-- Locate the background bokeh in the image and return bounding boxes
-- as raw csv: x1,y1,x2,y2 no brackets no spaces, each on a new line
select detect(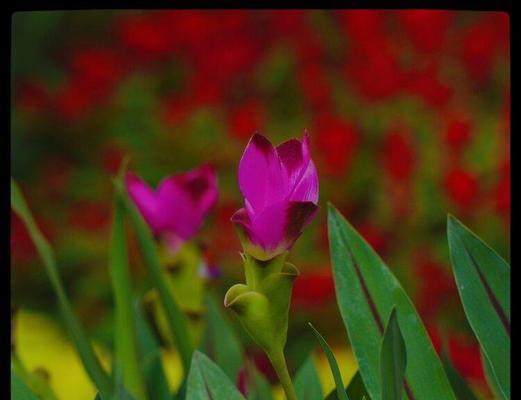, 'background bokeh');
11,9,510,399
